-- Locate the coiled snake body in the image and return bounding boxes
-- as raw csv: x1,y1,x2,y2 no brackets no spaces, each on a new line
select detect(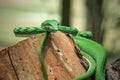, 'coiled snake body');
14,20,106,80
